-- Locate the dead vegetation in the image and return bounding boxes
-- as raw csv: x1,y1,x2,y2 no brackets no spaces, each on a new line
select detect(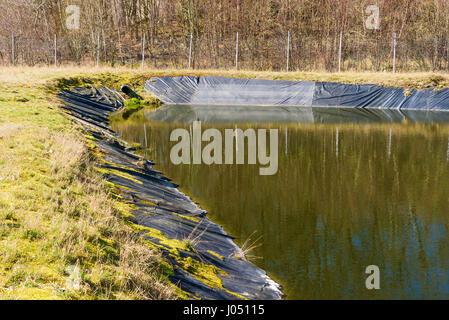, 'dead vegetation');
0,90,177,299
